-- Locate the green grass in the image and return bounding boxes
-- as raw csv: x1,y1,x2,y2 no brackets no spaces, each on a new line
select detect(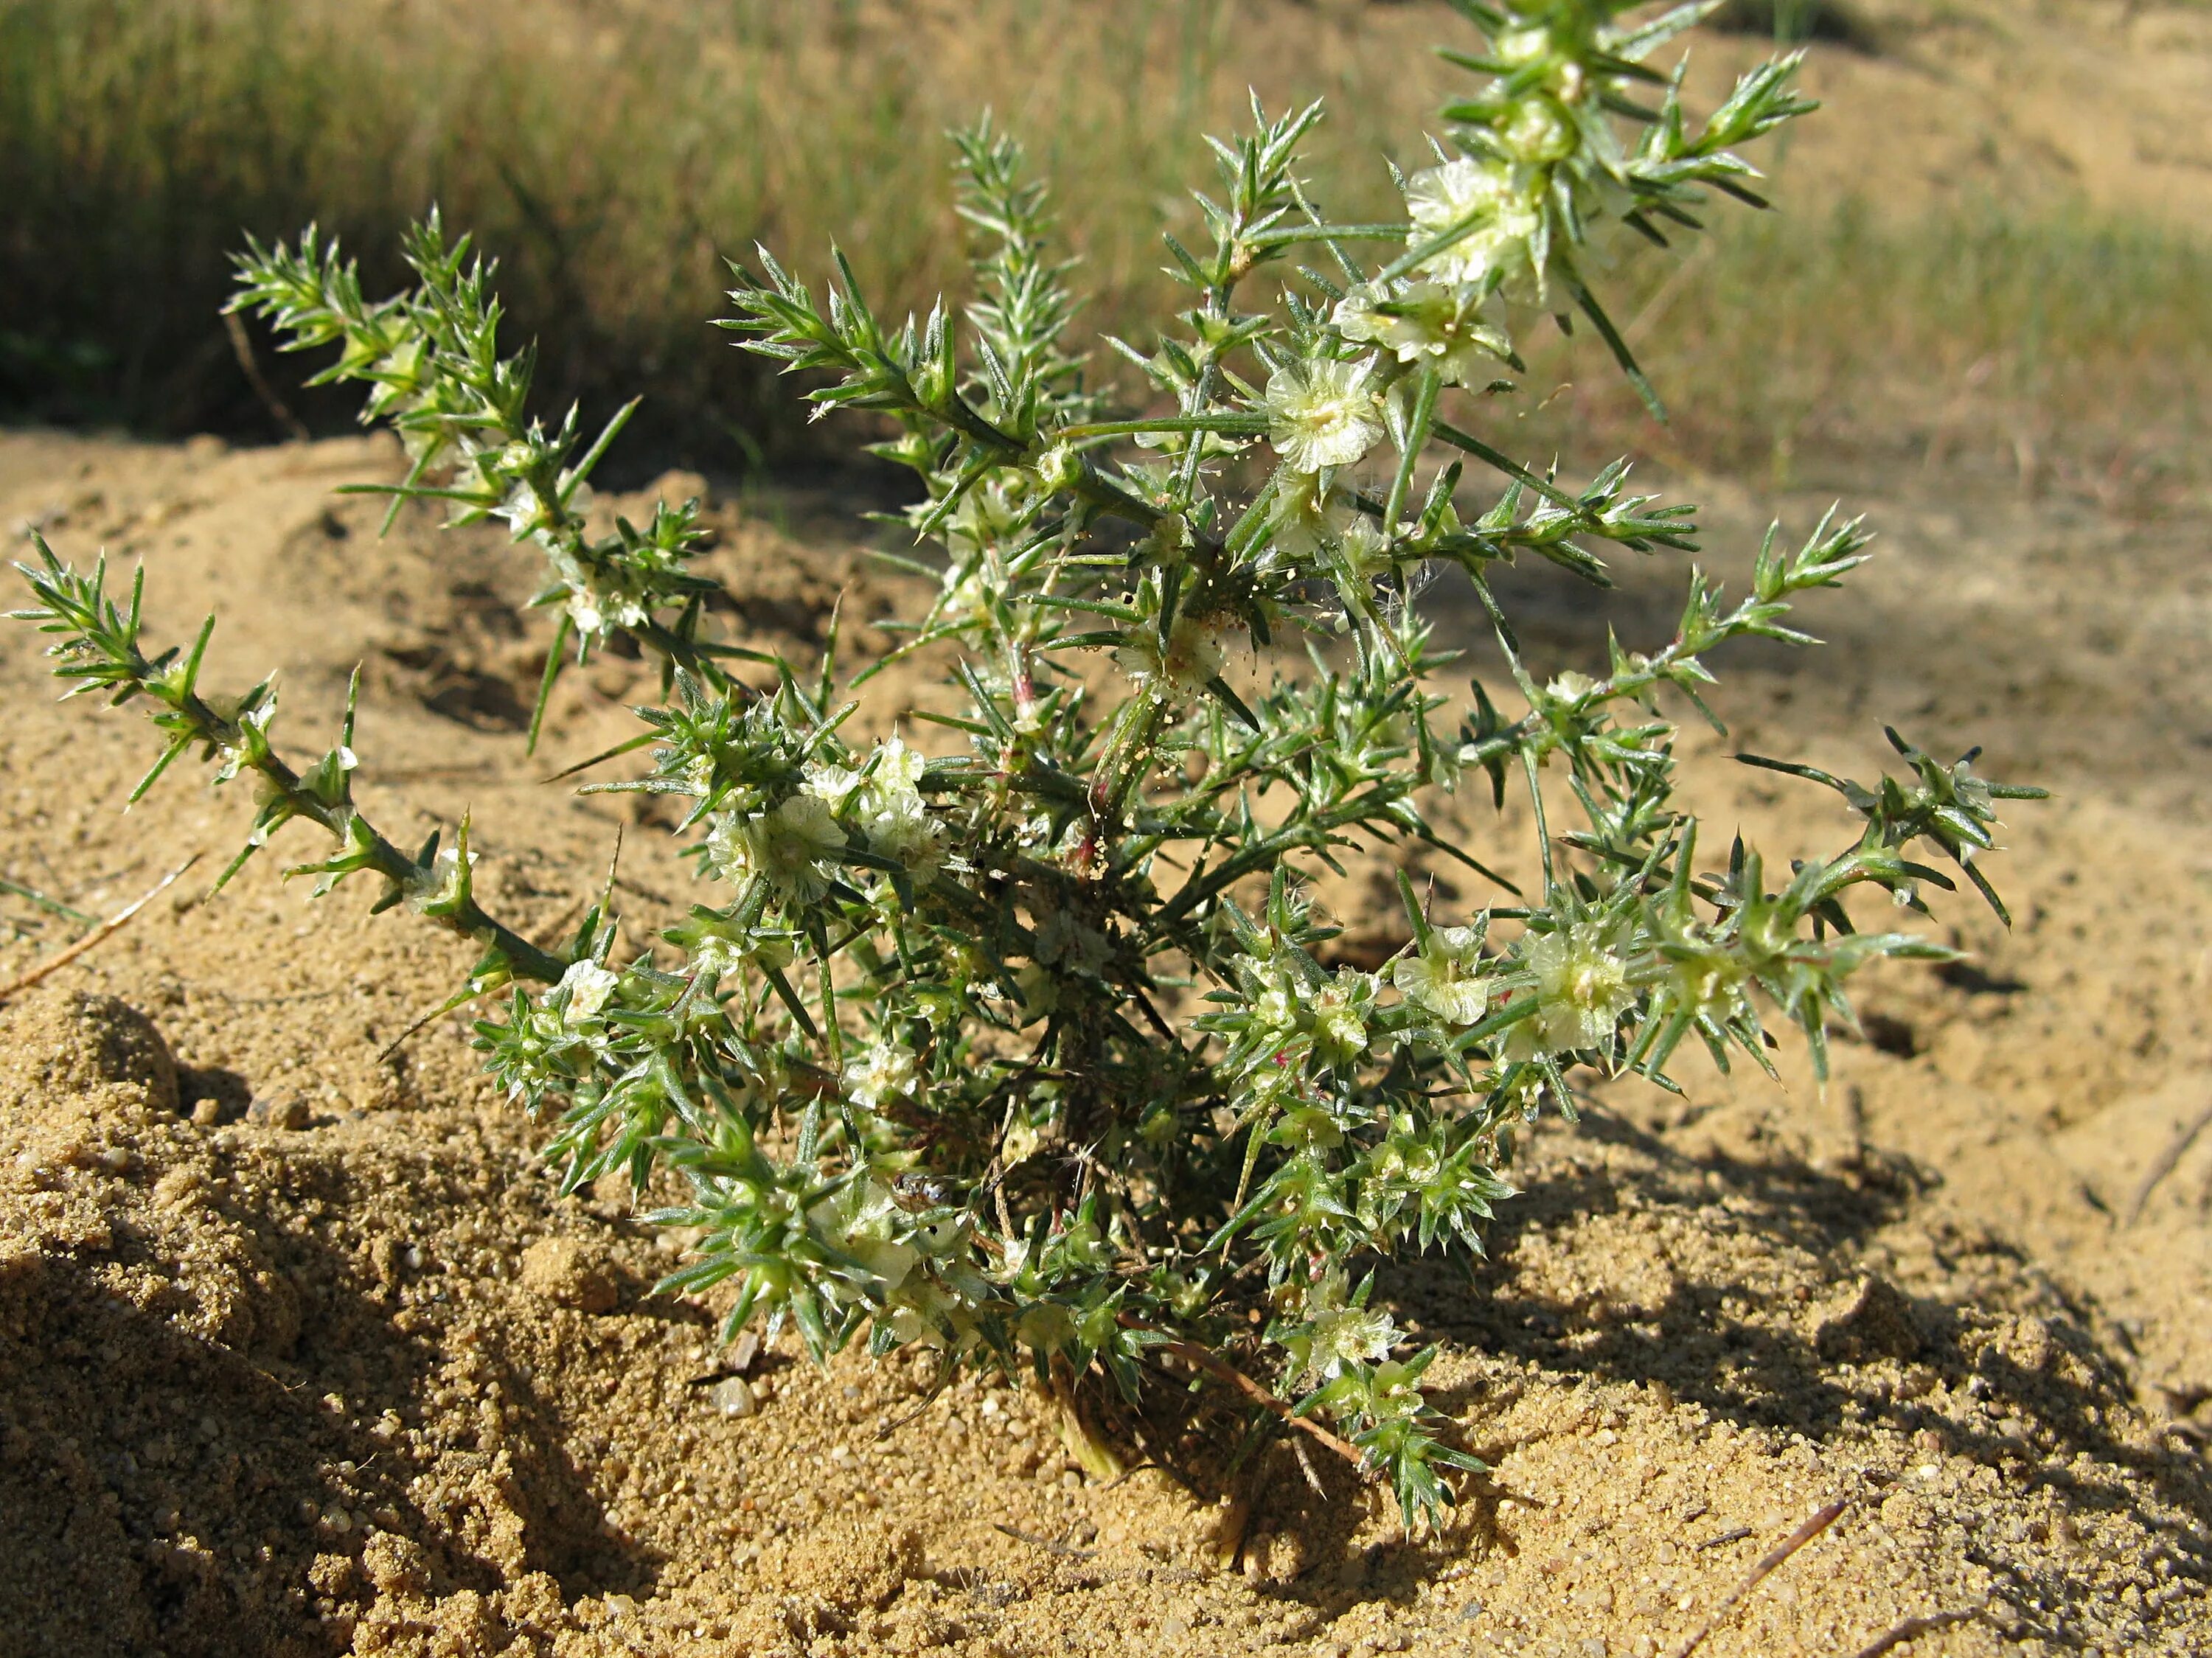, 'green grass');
1,0,2205,487
1521,199,2212,490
